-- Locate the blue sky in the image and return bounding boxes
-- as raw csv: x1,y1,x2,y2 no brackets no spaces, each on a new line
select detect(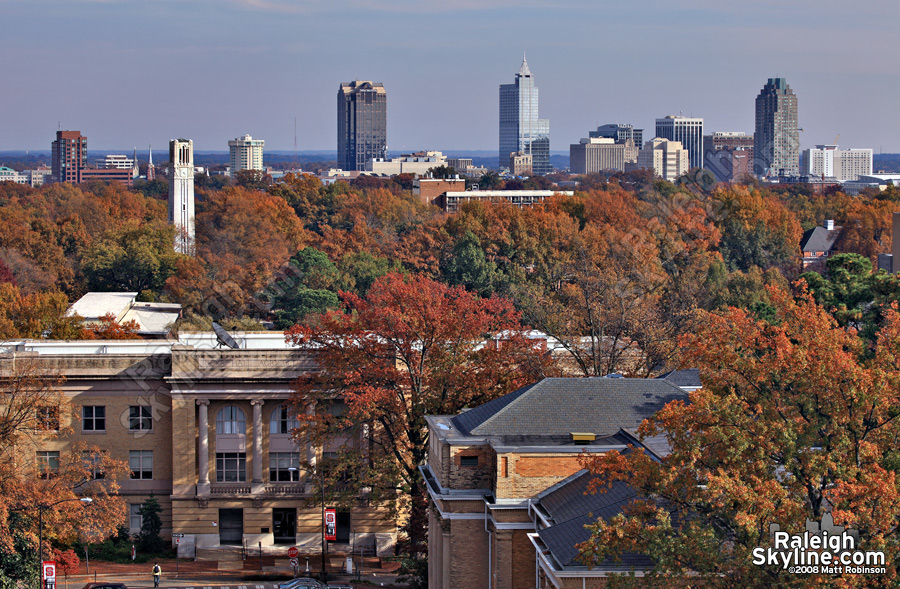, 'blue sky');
1,0,898,153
